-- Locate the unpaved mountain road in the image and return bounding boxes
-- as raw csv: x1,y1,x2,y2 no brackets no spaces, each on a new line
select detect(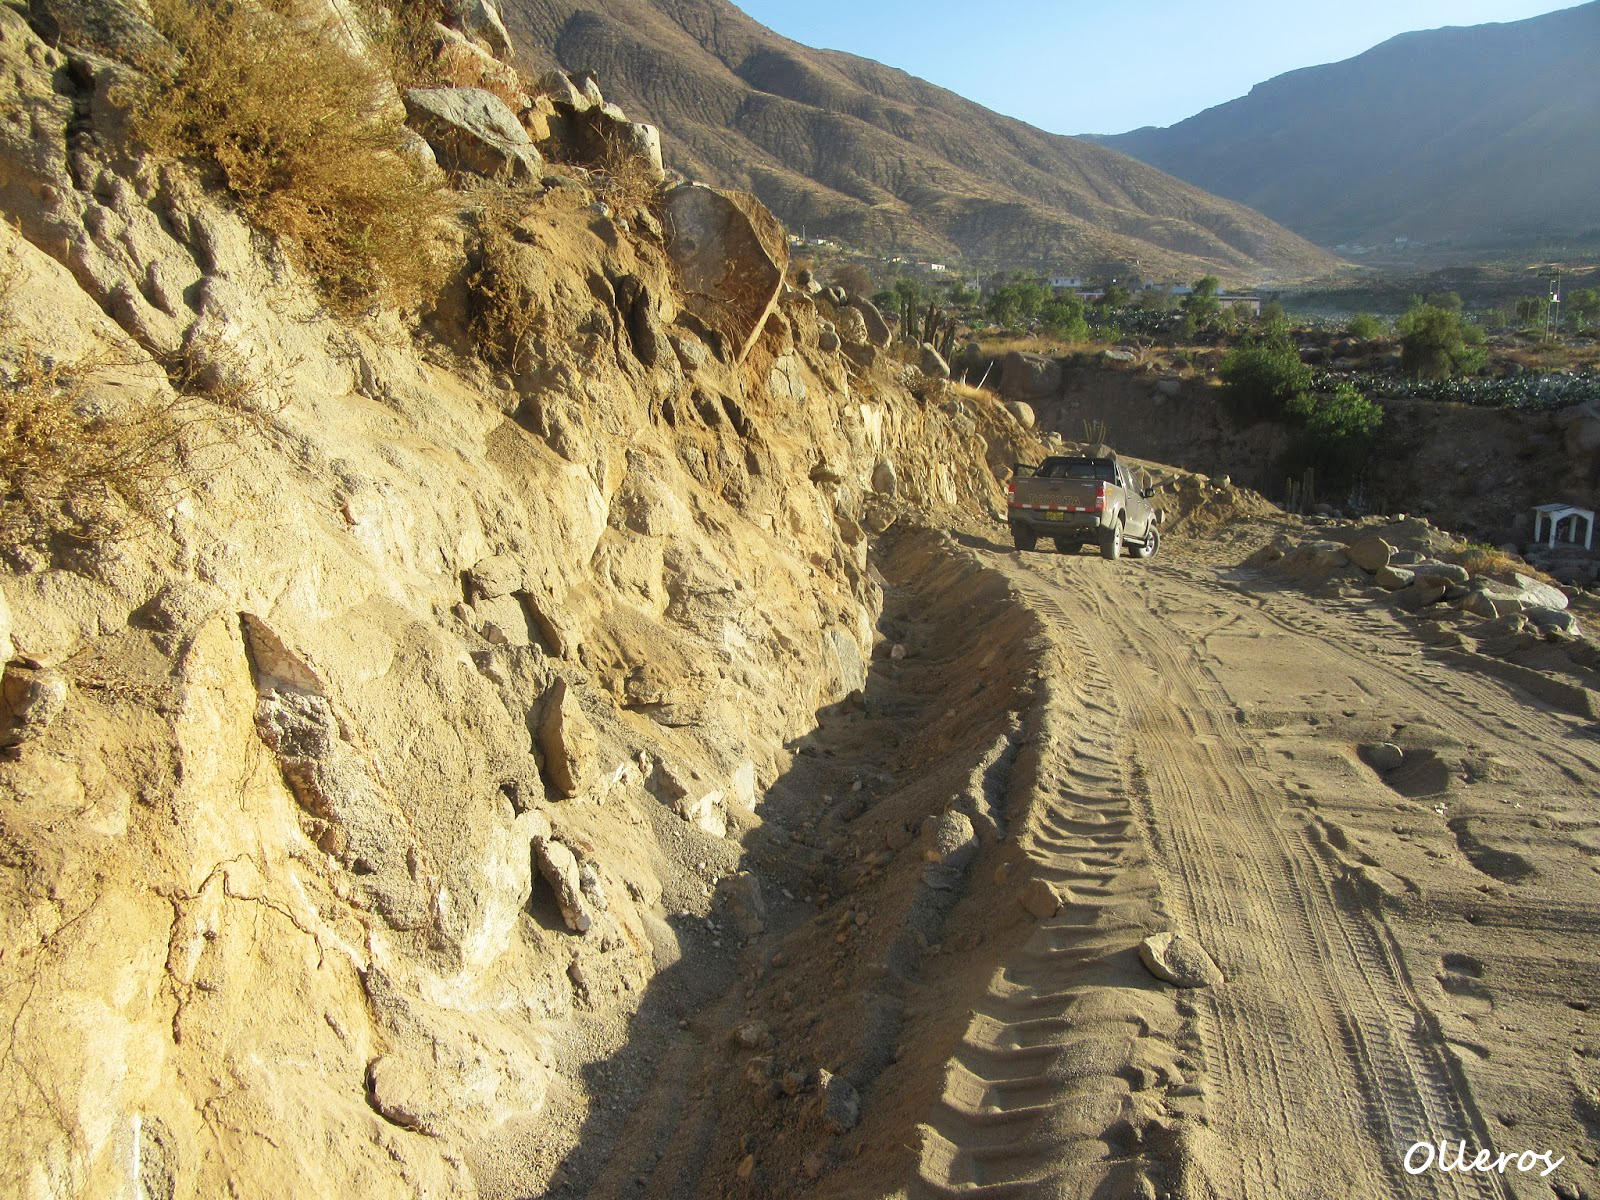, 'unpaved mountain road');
525,530,1599,1200
908,538,1599,1200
